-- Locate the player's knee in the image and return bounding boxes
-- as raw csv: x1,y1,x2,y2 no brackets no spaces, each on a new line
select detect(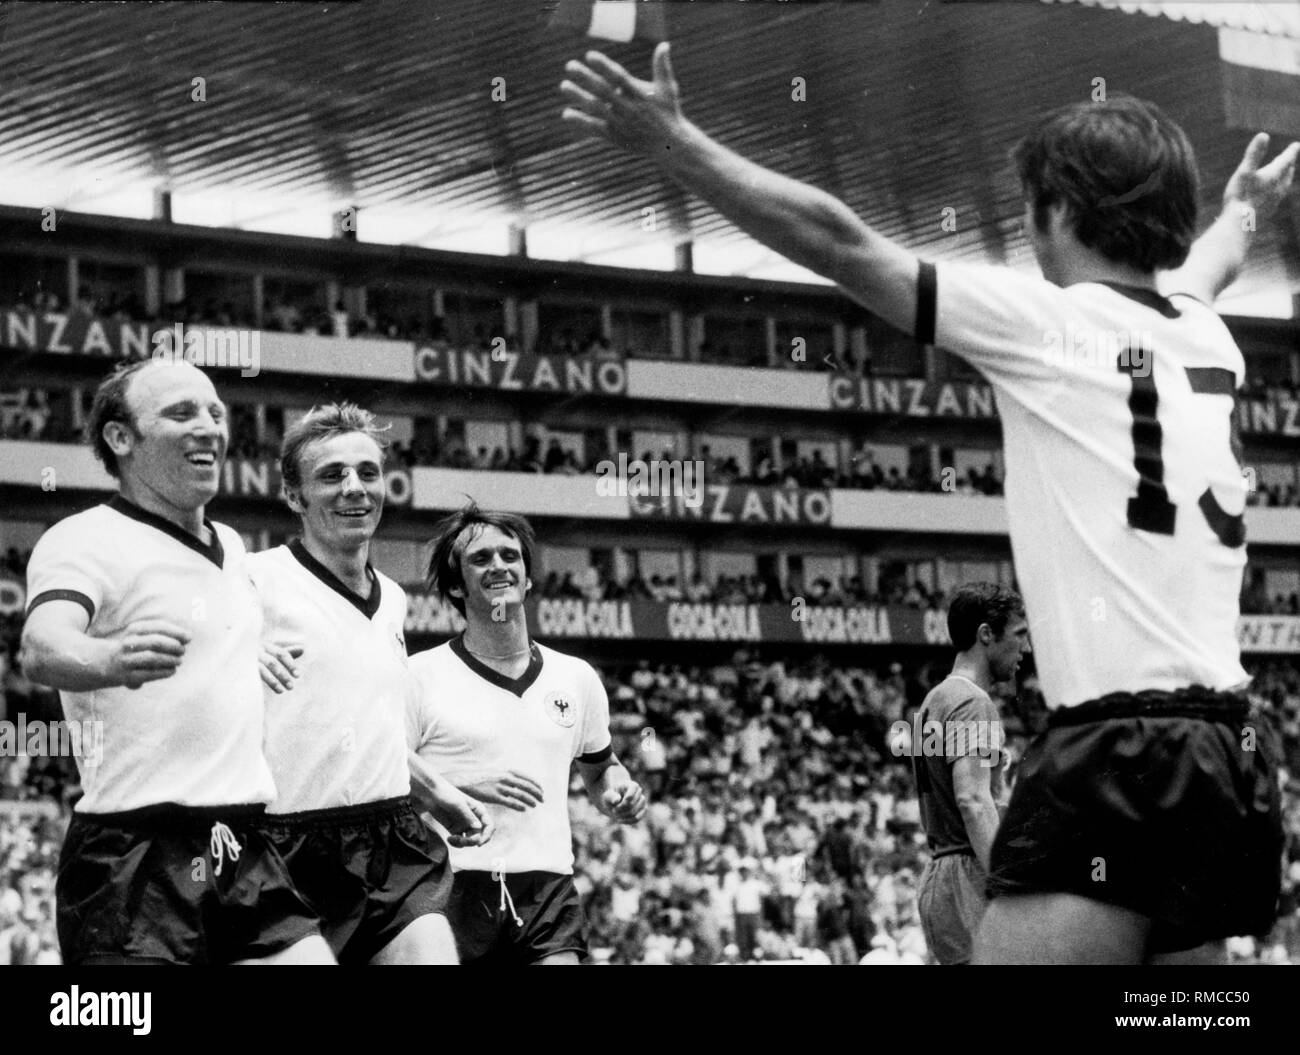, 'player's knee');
240,934,337,965
373,913,458,965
